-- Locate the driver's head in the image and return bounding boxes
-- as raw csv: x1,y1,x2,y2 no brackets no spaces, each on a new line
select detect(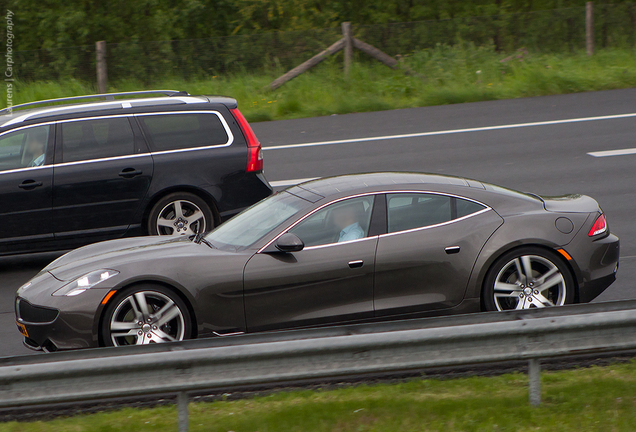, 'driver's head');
26,129,46,156
332,204,361,230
